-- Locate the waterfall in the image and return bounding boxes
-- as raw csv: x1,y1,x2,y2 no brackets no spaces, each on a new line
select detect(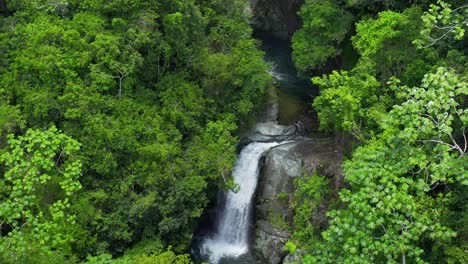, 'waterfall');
201,141,282,263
